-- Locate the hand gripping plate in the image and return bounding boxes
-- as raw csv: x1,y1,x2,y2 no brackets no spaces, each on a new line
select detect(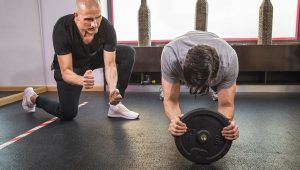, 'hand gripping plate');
175,108,232,164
